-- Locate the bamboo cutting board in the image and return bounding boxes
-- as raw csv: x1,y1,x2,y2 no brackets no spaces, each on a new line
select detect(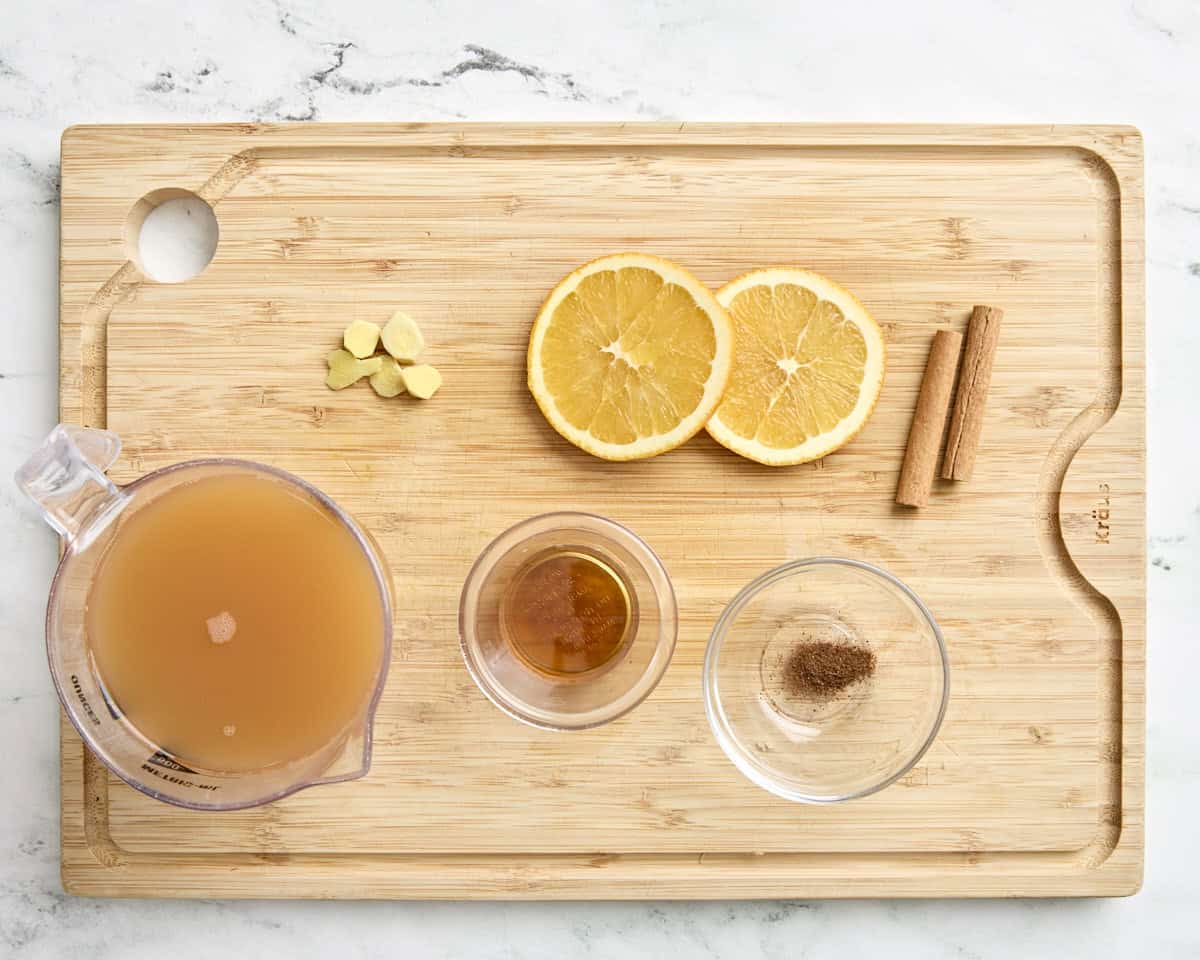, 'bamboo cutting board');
58,123,1144,898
